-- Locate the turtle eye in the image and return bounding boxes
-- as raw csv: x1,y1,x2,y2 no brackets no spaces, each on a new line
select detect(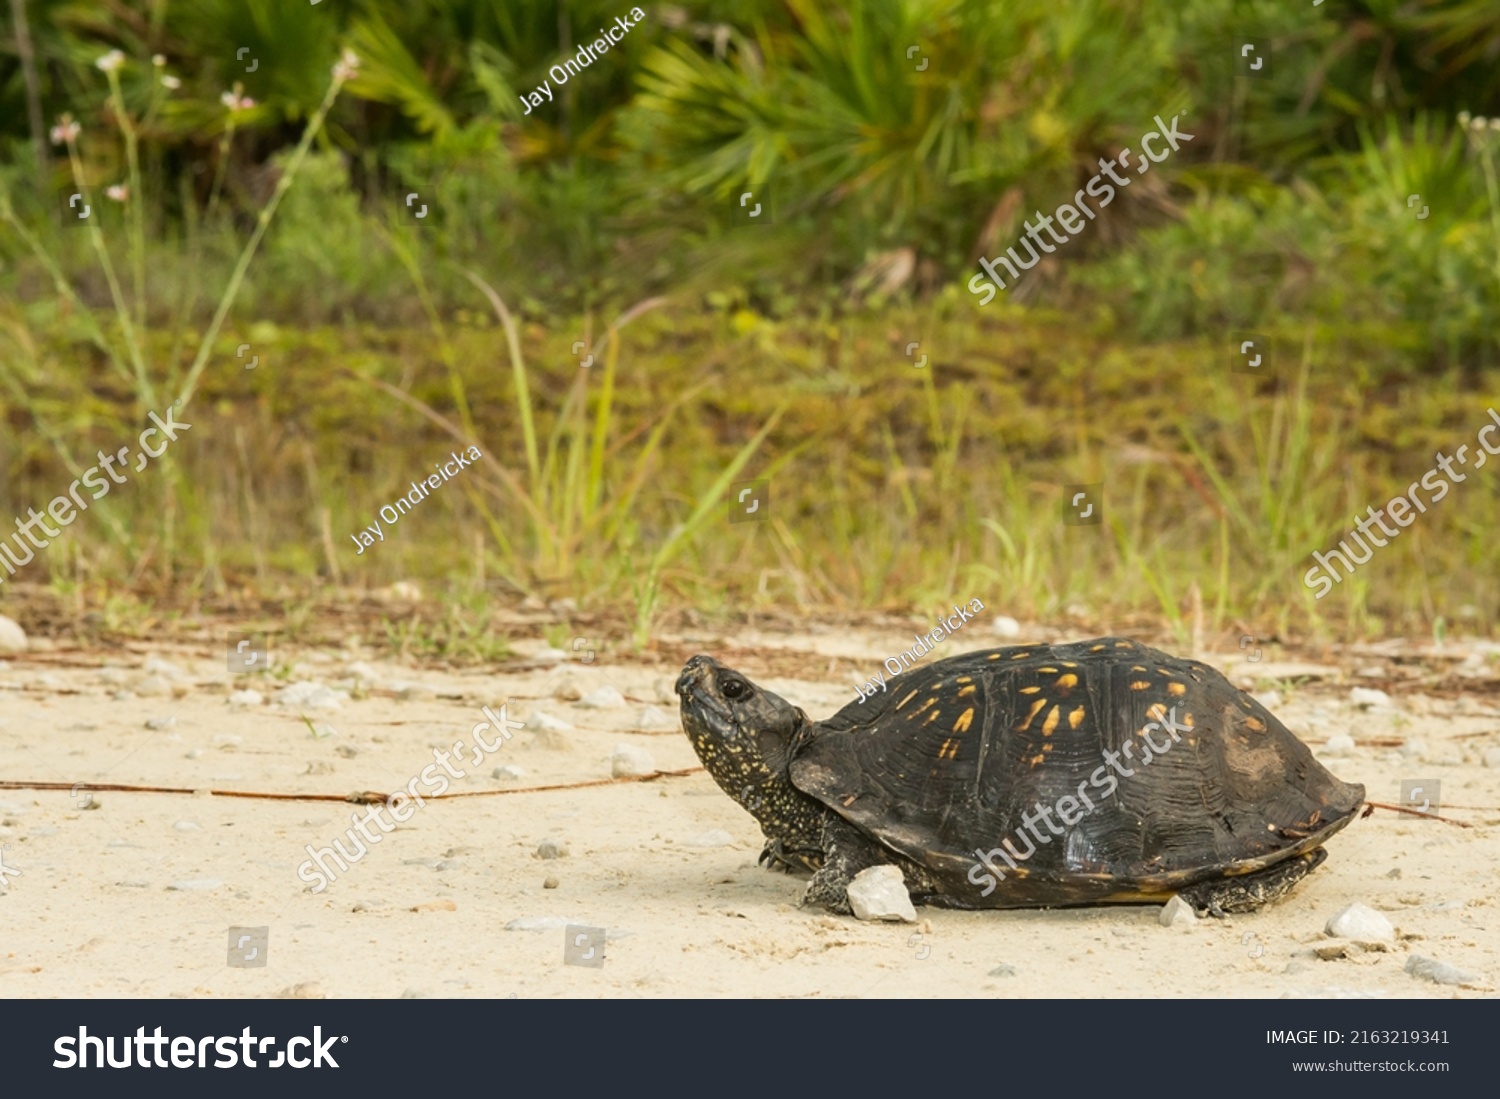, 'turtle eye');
721,678,749,700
